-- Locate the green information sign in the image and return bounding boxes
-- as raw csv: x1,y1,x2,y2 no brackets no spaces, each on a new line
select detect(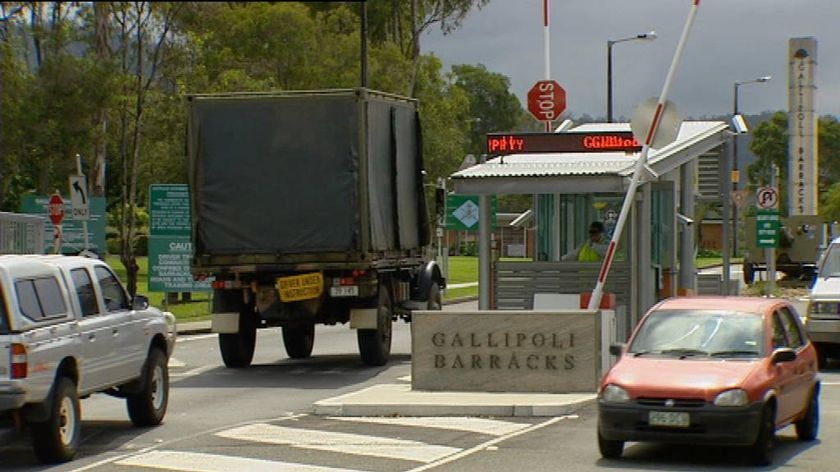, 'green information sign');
756,209,780,248
19,195,107,254
148,184,212,292
445,195,497,231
